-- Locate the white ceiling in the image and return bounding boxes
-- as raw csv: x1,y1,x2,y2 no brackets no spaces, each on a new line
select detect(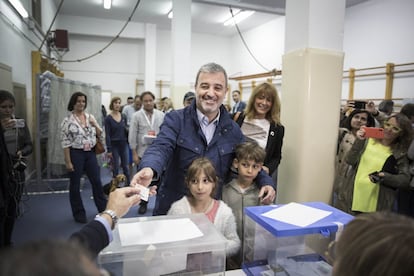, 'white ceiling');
52,0,368,37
